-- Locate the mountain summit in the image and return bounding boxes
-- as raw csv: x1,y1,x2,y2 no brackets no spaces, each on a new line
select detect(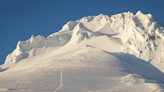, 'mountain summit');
5,11,164,71
1,11,164,92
